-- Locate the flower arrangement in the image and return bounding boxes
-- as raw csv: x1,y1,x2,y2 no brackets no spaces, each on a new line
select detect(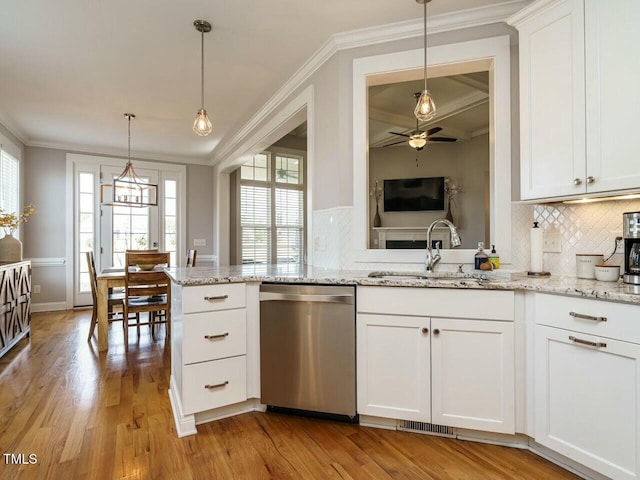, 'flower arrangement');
370,179,383,207
444,178,464,205
0,205,36,235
